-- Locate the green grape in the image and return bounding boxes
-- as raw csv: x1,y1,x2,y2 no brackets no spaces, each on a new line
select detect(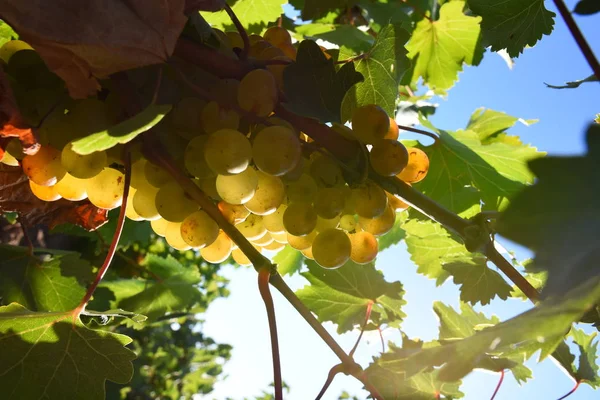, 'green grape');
201,230,233,263
339,214,358,232
130,158,153,190
370,139,409,176
184,135,215,179
29,180,61,201
270,231,288,244
180,210,219,248
151,218,169,237
237,69,277,117
165,221,192,251
171,97,205,133
144,161,170,188
262,203,287,233
358,204,396,236
312,229,351,269
5,139,24,160
61,142,107,179
288,230,316,251
54,173,88,201
283,202,317,236
351,104,390,144
251,231,273,246
263,26,292,48
309,153,344,187
197,176,222,201
218,201,250,224
235,214,266,240
204,129,252,175
244,171,285,215
281,155,305,182
86,167,125,210
125,187,144,221
201,101,240,134
314,186,345,219
286,174,318,203
315,215,340,232
22,145,66,186
352,181,388,219
397,148,430,183
349,231,378,264
216,168,258,205
133,184,160,220
155,182,198,222
262,240,285,251
252,126,301,176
